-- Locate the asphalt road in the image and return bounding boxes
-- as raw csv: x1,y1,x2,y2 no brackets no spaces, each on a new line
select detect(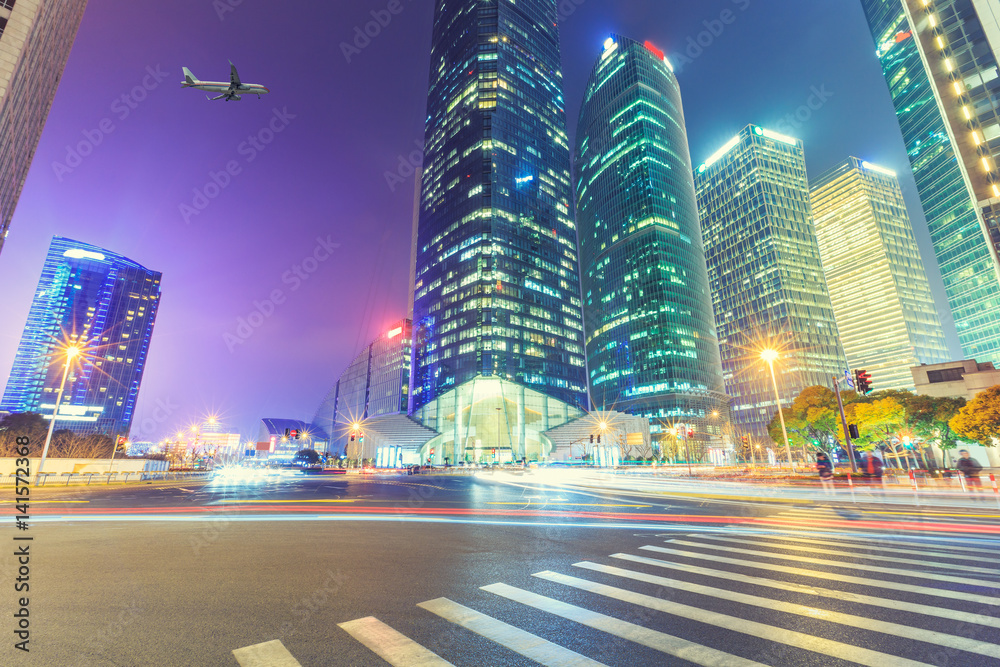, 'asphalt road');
2,469,999,666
